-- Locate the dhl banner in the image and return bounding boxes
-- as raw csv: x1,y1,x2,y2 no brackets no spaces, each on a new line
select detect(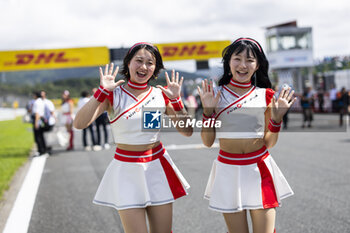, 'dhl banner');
155,40,231,61
0,47,109,72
